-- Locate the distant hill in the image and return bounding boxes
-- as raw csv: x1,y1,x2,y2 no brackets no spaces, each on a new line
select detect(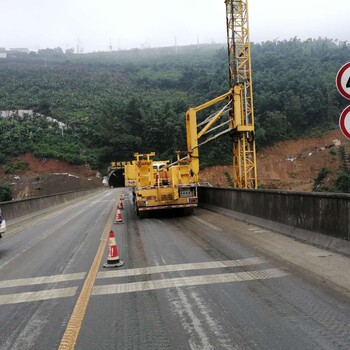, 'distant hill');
0,38,349,174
